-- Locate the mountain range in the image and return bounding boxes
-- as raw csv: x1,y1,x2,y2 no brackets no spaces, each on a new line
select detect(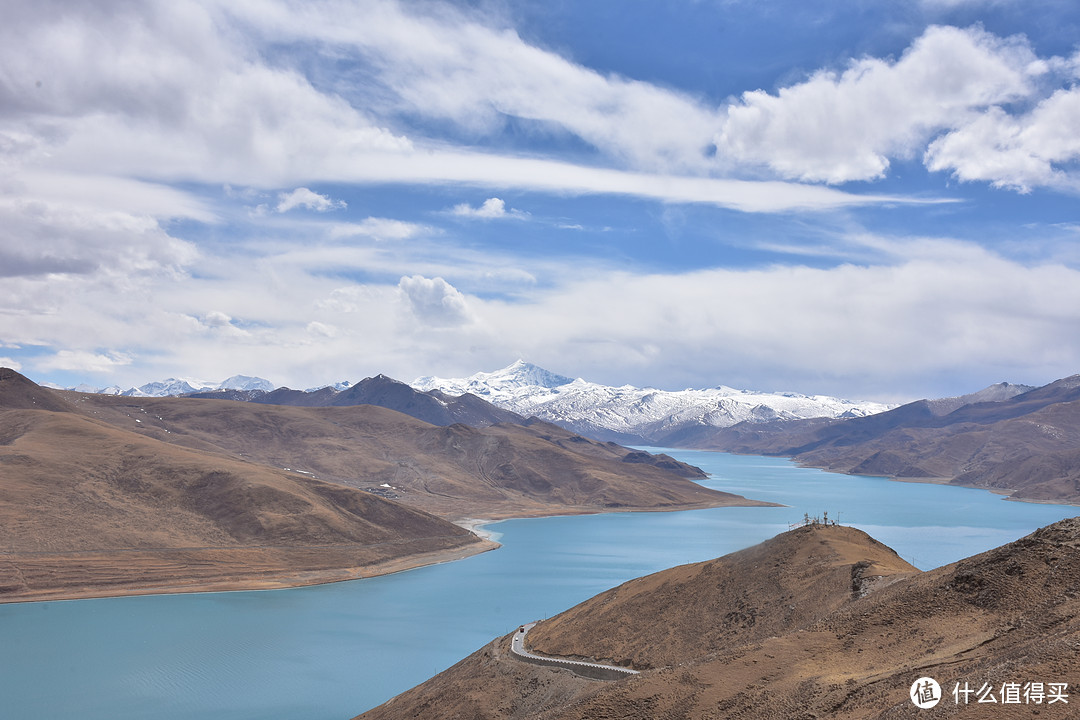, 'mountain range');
411,360,896,444
65,361,895,442
61,374,278,397
0,368,762,602
55,361,1080,504
193,374,527,428
359,517,1080,719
